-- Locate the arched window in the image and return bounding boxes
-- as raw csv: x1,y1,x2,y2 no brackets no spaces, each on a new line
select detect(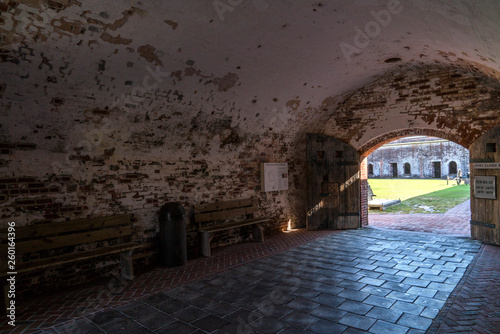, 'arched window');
368,164,374,175
449,161,457,175
404,163,411,175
